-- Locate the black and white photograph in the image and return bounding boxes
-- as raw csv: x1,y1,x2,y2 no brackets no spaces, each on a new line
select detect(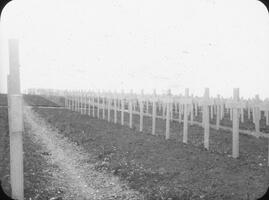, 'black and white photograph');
0,0,269,199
